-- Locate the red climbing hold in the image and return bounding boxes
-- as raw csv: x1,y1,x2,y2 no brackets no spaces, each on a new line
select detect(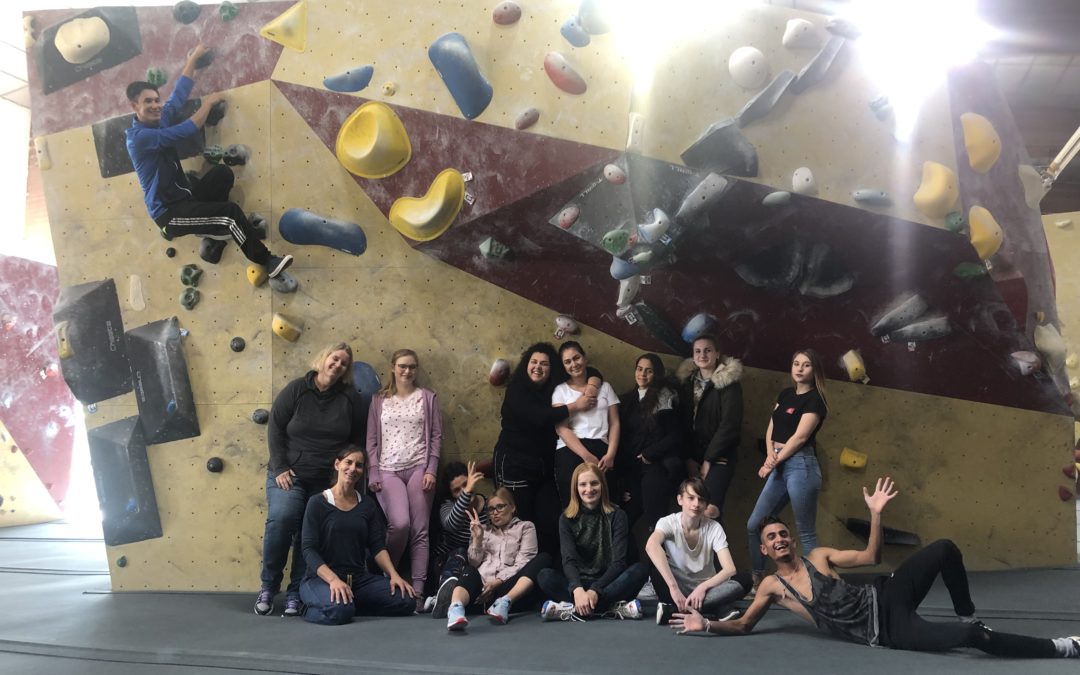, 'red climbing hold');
544,52,587,95
1058,485,1074,501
